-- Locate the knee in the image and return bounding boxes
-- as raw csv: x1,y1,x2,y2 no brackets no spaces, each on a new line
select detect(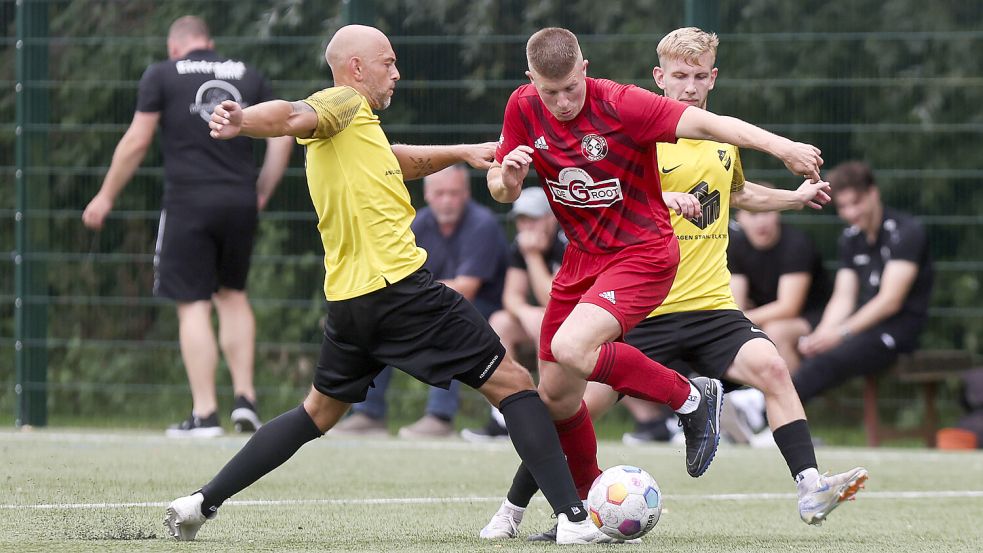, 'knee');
753,355,794,394
489,310,513,334
550,331,589,372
